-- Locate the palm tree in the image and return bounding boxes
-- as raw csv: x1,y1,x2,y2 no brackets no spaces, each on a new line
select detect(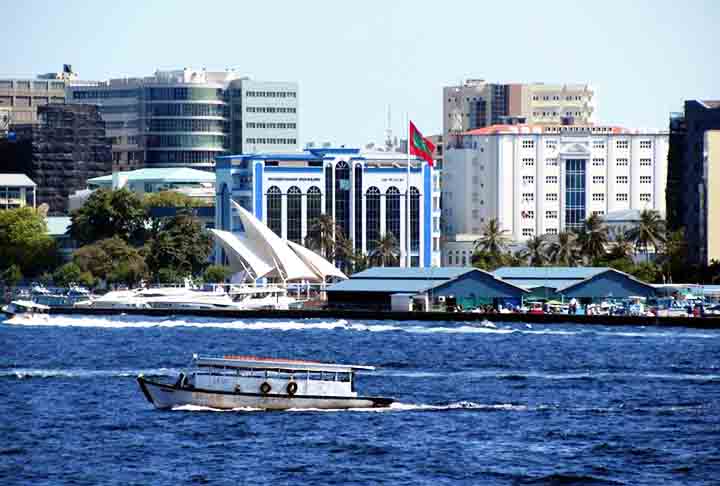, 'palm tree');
625,210,666,261
520,236,547,266
577,214,609,263
369,233,400,267
351,249,369,274
305,215,339,259
547,231,578,266
473,219,510,256
607,228,634,261
333,234,355,274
